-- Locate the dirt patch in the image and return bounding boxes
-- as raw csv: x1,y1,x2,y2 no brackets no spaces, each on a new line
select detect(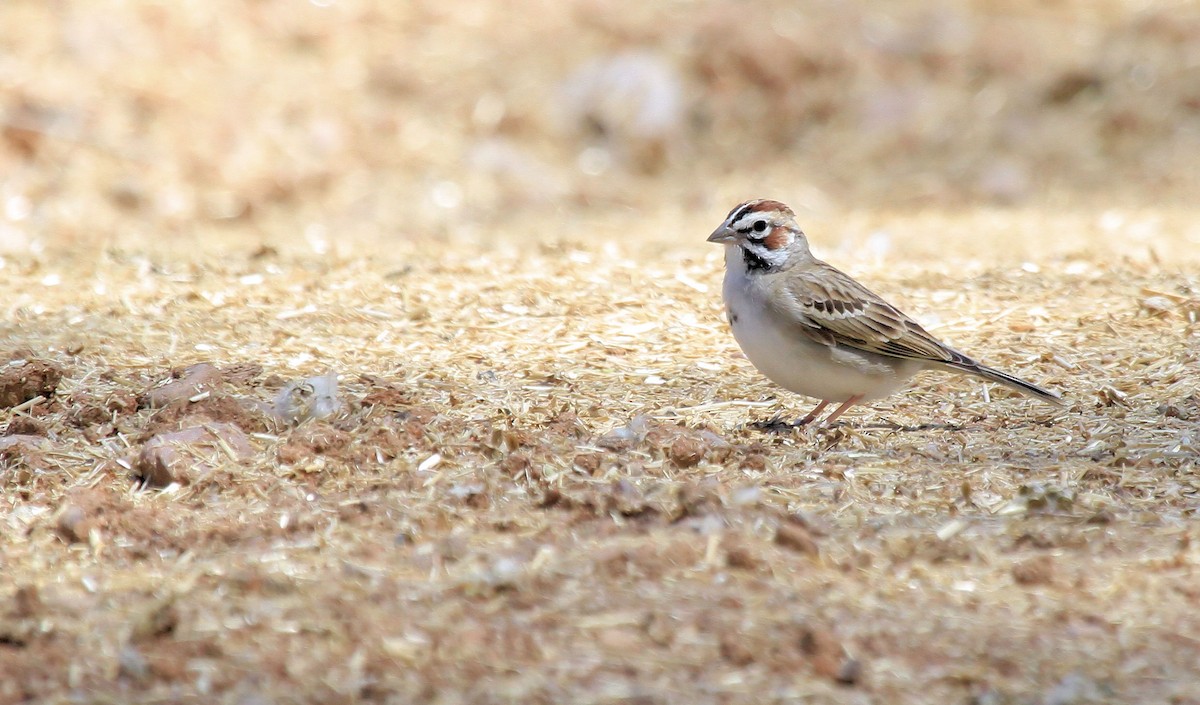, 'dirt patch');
142,395,270,438
4,253,1198,705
